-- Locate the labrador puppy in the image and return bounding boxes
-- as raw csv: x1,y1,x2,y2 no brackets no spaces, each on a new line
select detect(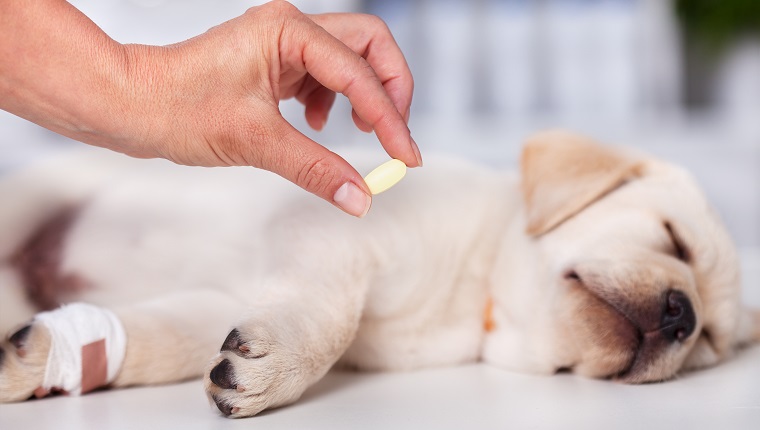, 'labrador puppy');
0,131,758,417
